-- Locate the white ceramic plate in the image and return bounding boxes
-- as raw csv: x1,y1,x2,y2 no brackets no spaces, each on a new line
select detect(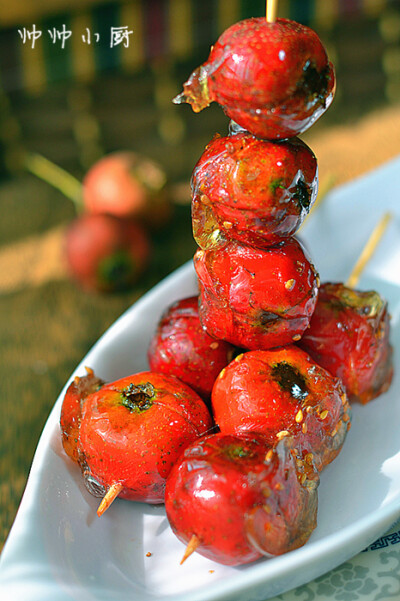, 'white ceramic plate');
1,156,400,601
